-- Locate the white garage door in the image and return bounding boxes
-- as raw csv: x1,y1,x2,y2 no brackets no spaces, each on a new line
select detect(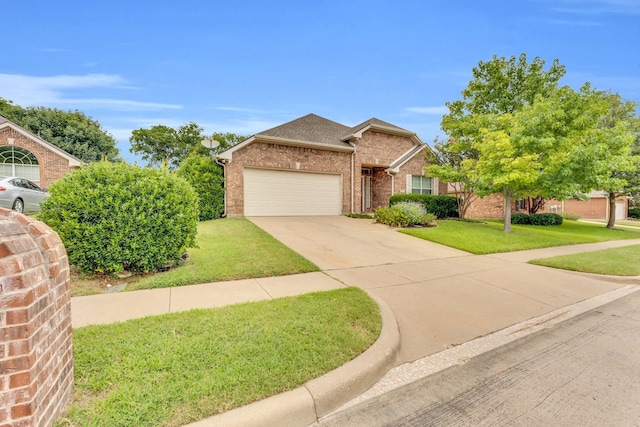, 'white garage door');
244,168,342,216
